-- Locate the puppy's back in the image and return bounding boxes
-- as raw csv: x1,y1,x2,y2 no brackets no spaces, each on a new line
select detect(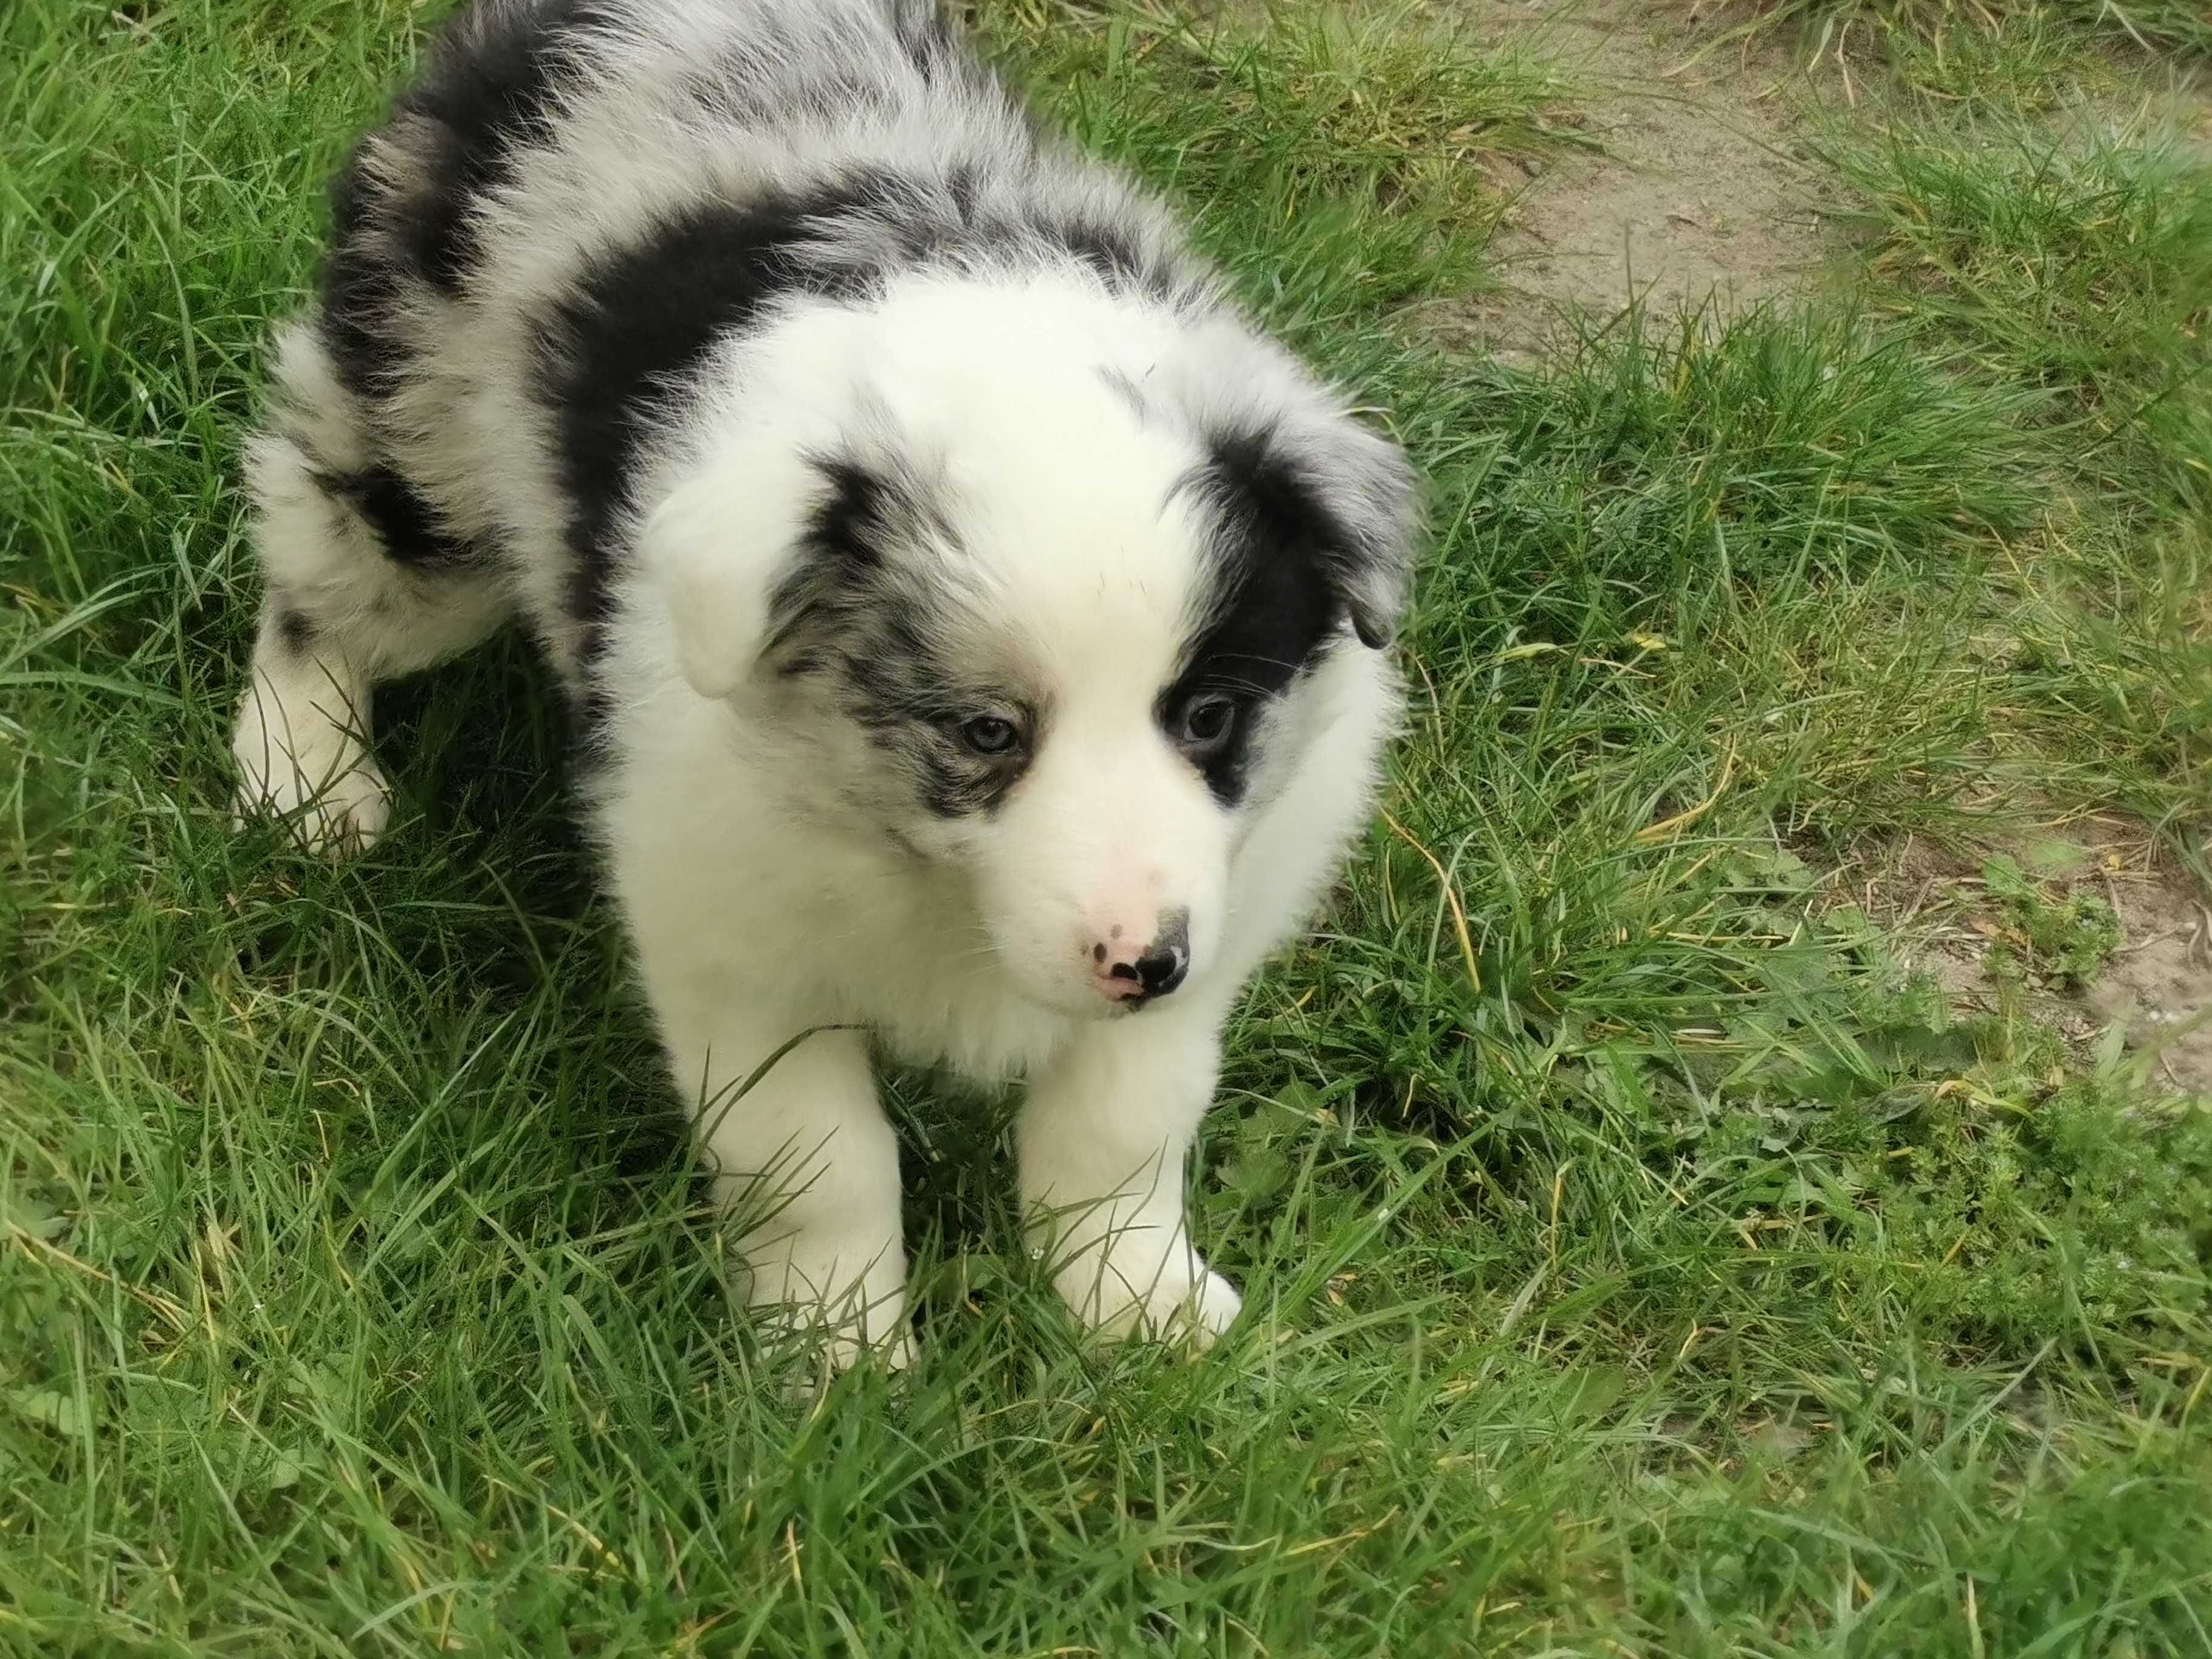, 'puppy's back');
308,0,1219,681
